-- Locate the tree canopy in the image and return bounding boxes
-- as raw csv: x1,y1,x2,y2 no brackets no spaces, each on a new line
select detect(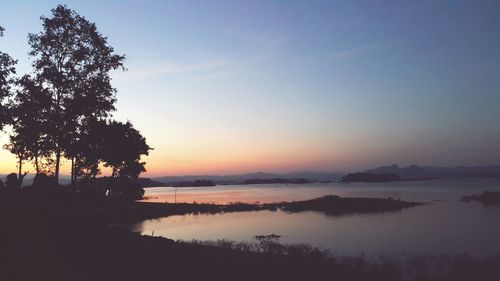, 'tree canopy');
0,25,17,130
27,5,126,184
7,75,53,176
100,121,151,179
2,6,151,192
